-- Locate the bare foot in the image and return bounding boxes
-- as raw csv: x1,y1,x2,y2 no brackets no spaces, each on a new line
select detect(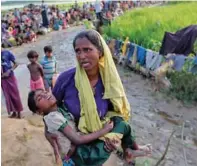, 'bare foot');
138,144,152,155
9,112,17,118
17,112,24,119
124,145,152,163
